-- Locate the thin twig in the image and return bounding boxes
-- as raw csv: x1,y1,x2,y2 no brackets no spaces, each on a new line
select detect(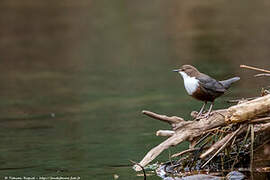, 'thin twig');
130,160,146,180
254,139,270,152
250,117,270,123
231,124,251,170
171,148,200,158
203,127,221,134
240,65,270,74
142,110,184,125
250,124,254,174
227,97,257,103
194,132,212,147
168,149,173,166
231,136,237,147
254,73,270,77
201,125,244,168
